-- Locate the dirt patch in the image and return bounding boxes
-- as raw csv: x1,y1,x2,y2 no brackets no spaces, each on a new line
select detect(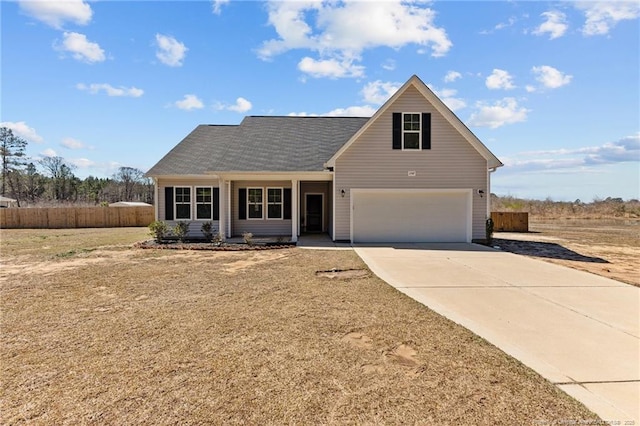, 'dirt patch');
222,250,291,274
316,268,369,279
